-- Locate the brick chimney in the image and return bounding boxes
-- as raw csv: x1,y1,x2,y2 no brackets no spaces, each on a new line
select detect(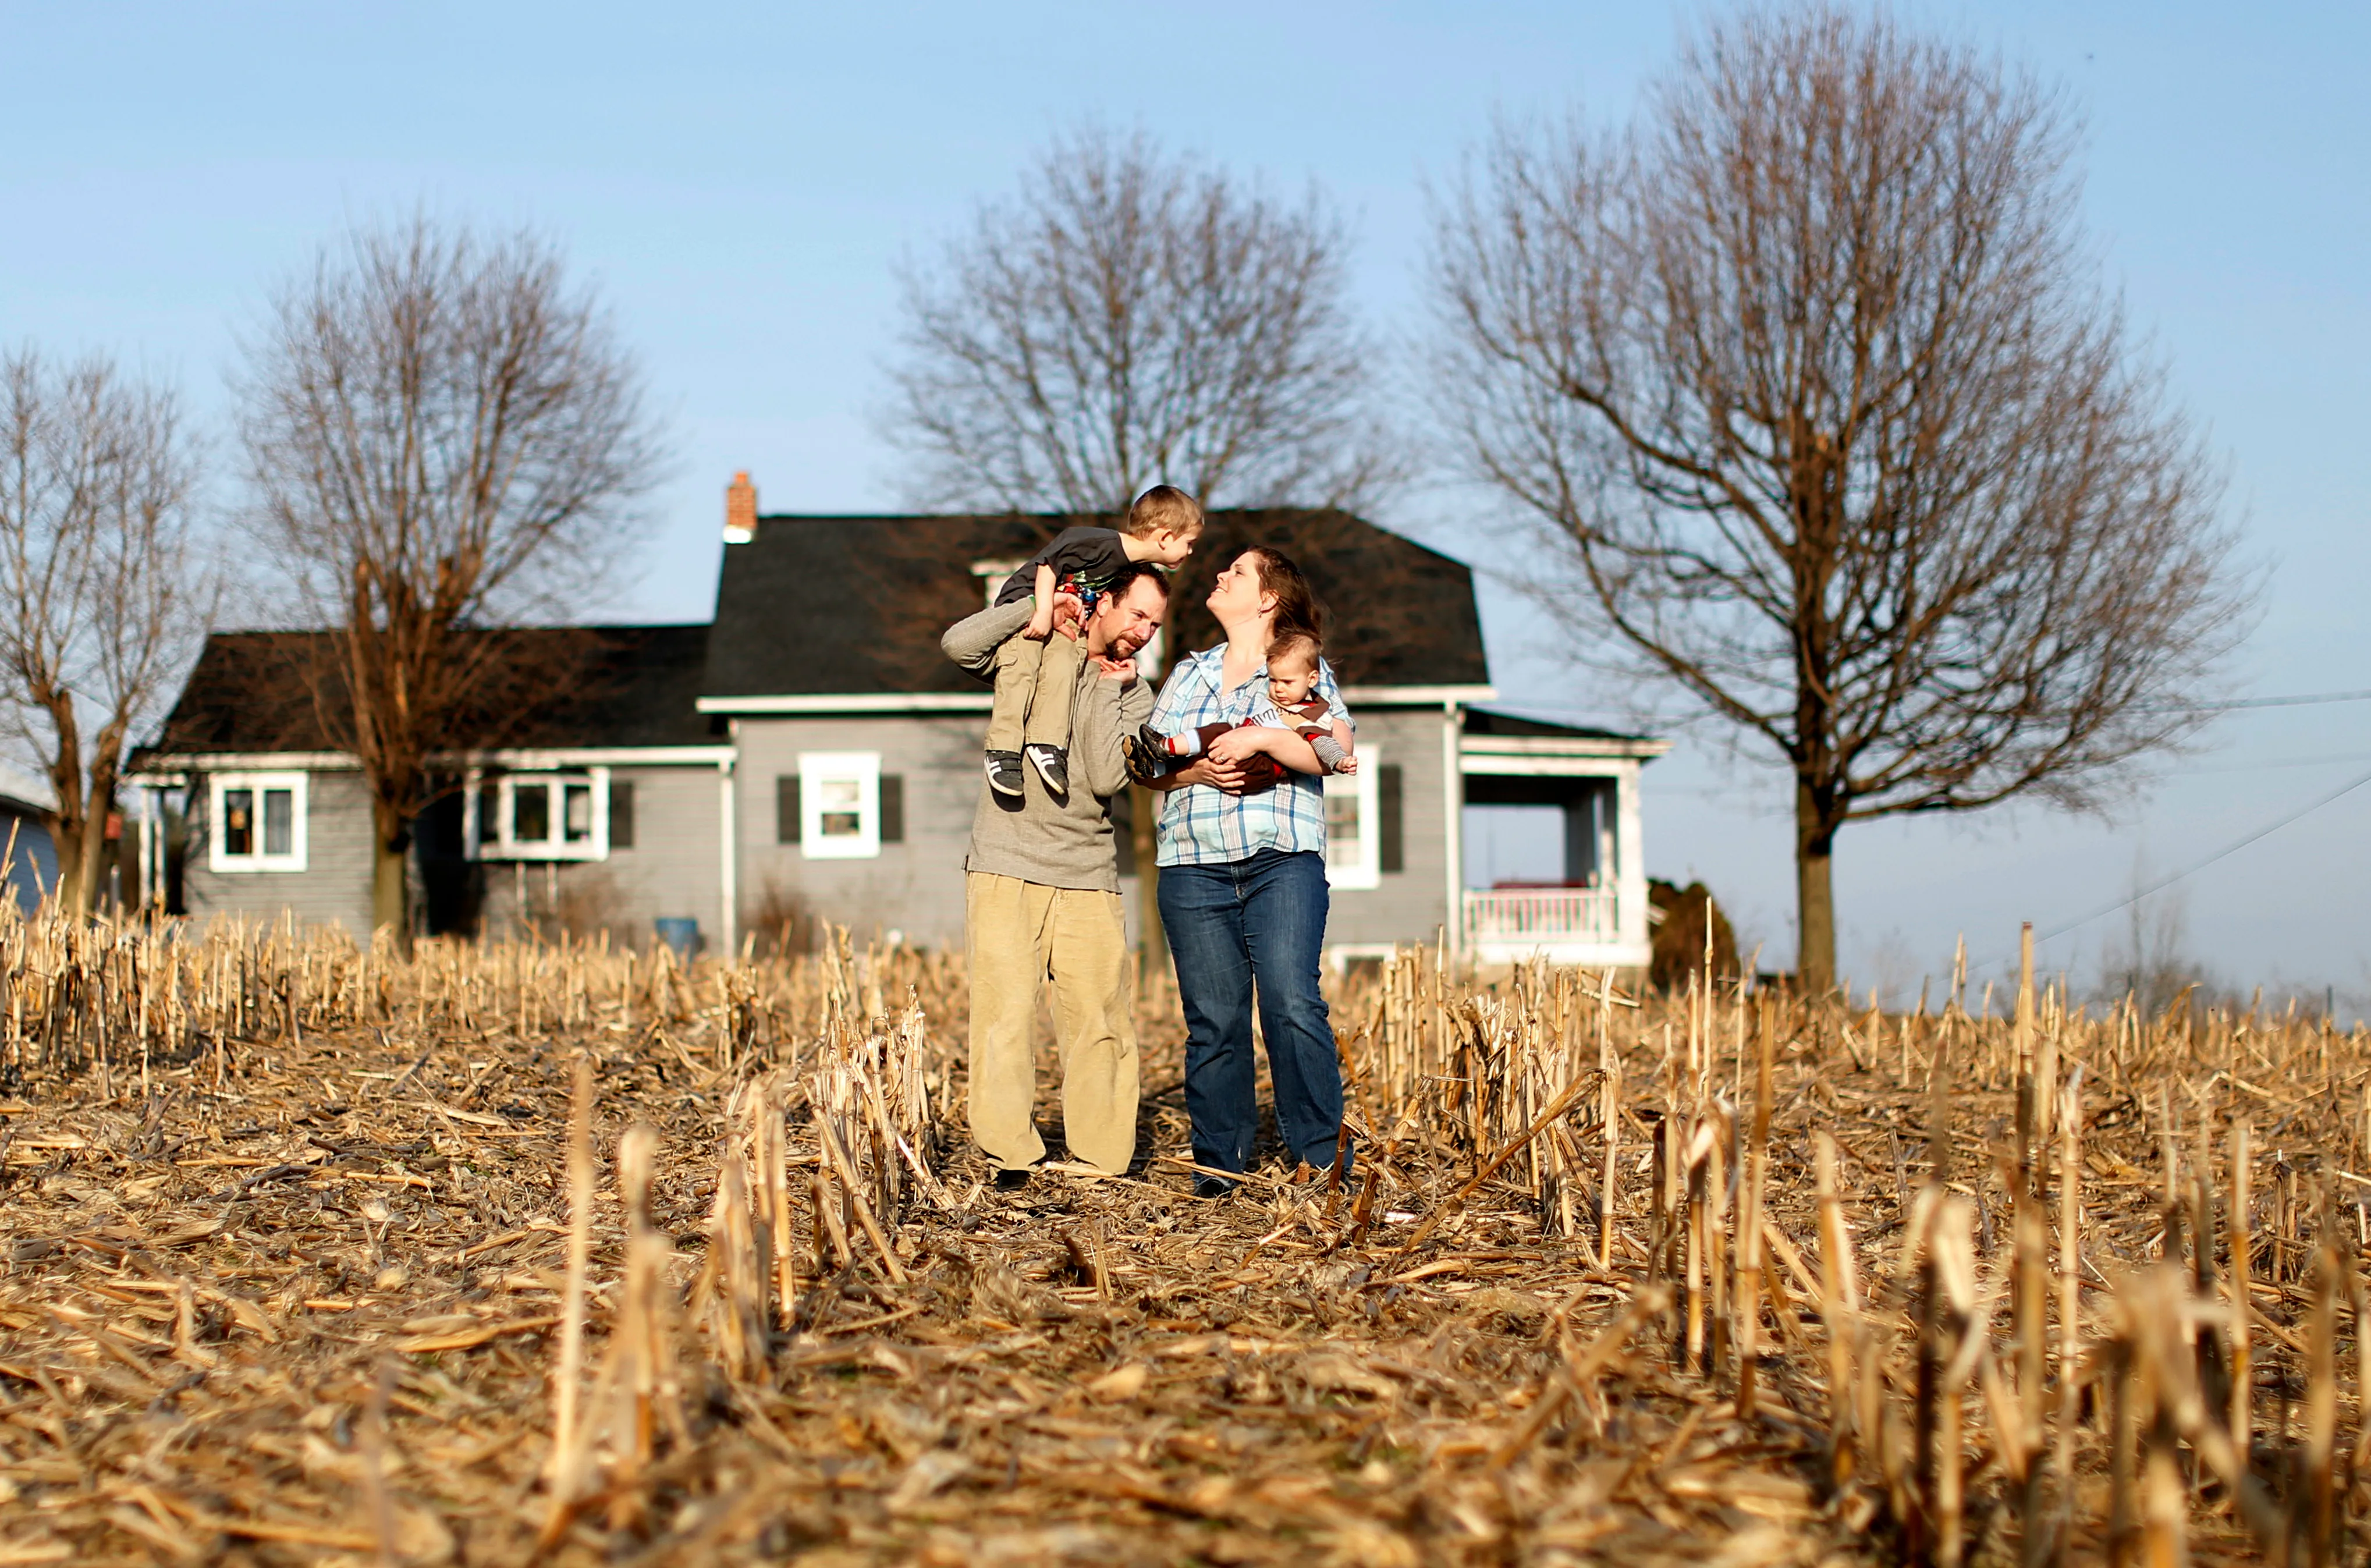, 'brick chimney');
723,470,757,544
